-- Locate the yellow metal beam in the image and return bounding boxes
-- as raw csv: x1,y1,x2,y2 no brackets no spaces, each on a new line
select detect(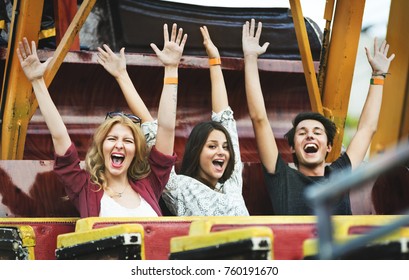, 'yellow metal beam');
0,0,45,159
322,0,366,161
318,0,335,94
289,0,323,114
0,0,97,159
370,0,409,155
30,0,97,117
